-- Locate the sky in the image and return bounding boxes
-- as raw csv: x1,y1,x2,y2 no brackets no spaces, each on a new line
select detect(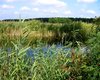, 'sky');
0,0,100,19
